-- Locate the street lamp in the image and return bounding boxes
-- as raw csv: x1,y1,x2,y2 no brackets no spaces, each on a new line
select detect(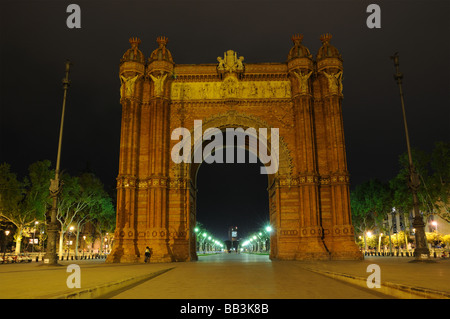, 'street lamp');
391,53,430,261
264,226,272,252
202,233,207,253
365,231,373,253
2,230,10,262
378,233,383,253
32,221,39,253
44,60,72,265
82,235,86,258
193,228,200,252
431,221,438,232
68,226,75,259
